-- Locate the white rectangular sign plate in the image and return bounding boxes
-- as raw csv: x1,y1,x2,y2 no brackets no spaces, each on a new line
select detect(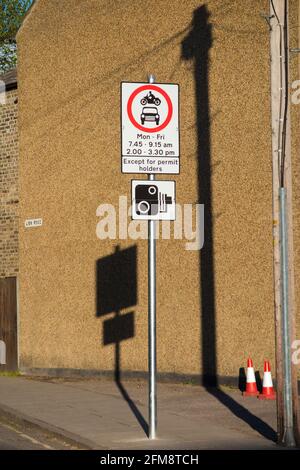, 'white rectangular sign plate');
121,82,179,174
131,180,176,221
25,218,43,228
